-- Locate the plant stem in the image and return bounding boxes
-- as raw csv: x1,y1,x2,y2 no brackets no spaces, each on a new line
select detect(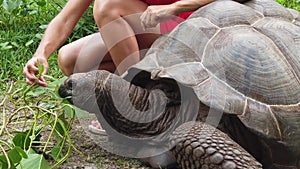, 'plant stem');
0,81,14,136
0,144,11,169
